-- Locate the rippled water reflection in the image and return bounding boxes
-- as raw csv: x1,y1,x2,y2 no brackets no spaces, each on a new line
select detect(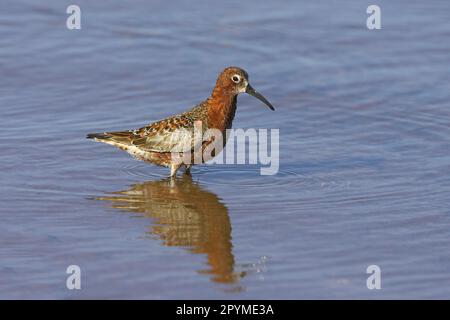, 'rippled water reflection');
94,175,246,285
1,0,450,299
